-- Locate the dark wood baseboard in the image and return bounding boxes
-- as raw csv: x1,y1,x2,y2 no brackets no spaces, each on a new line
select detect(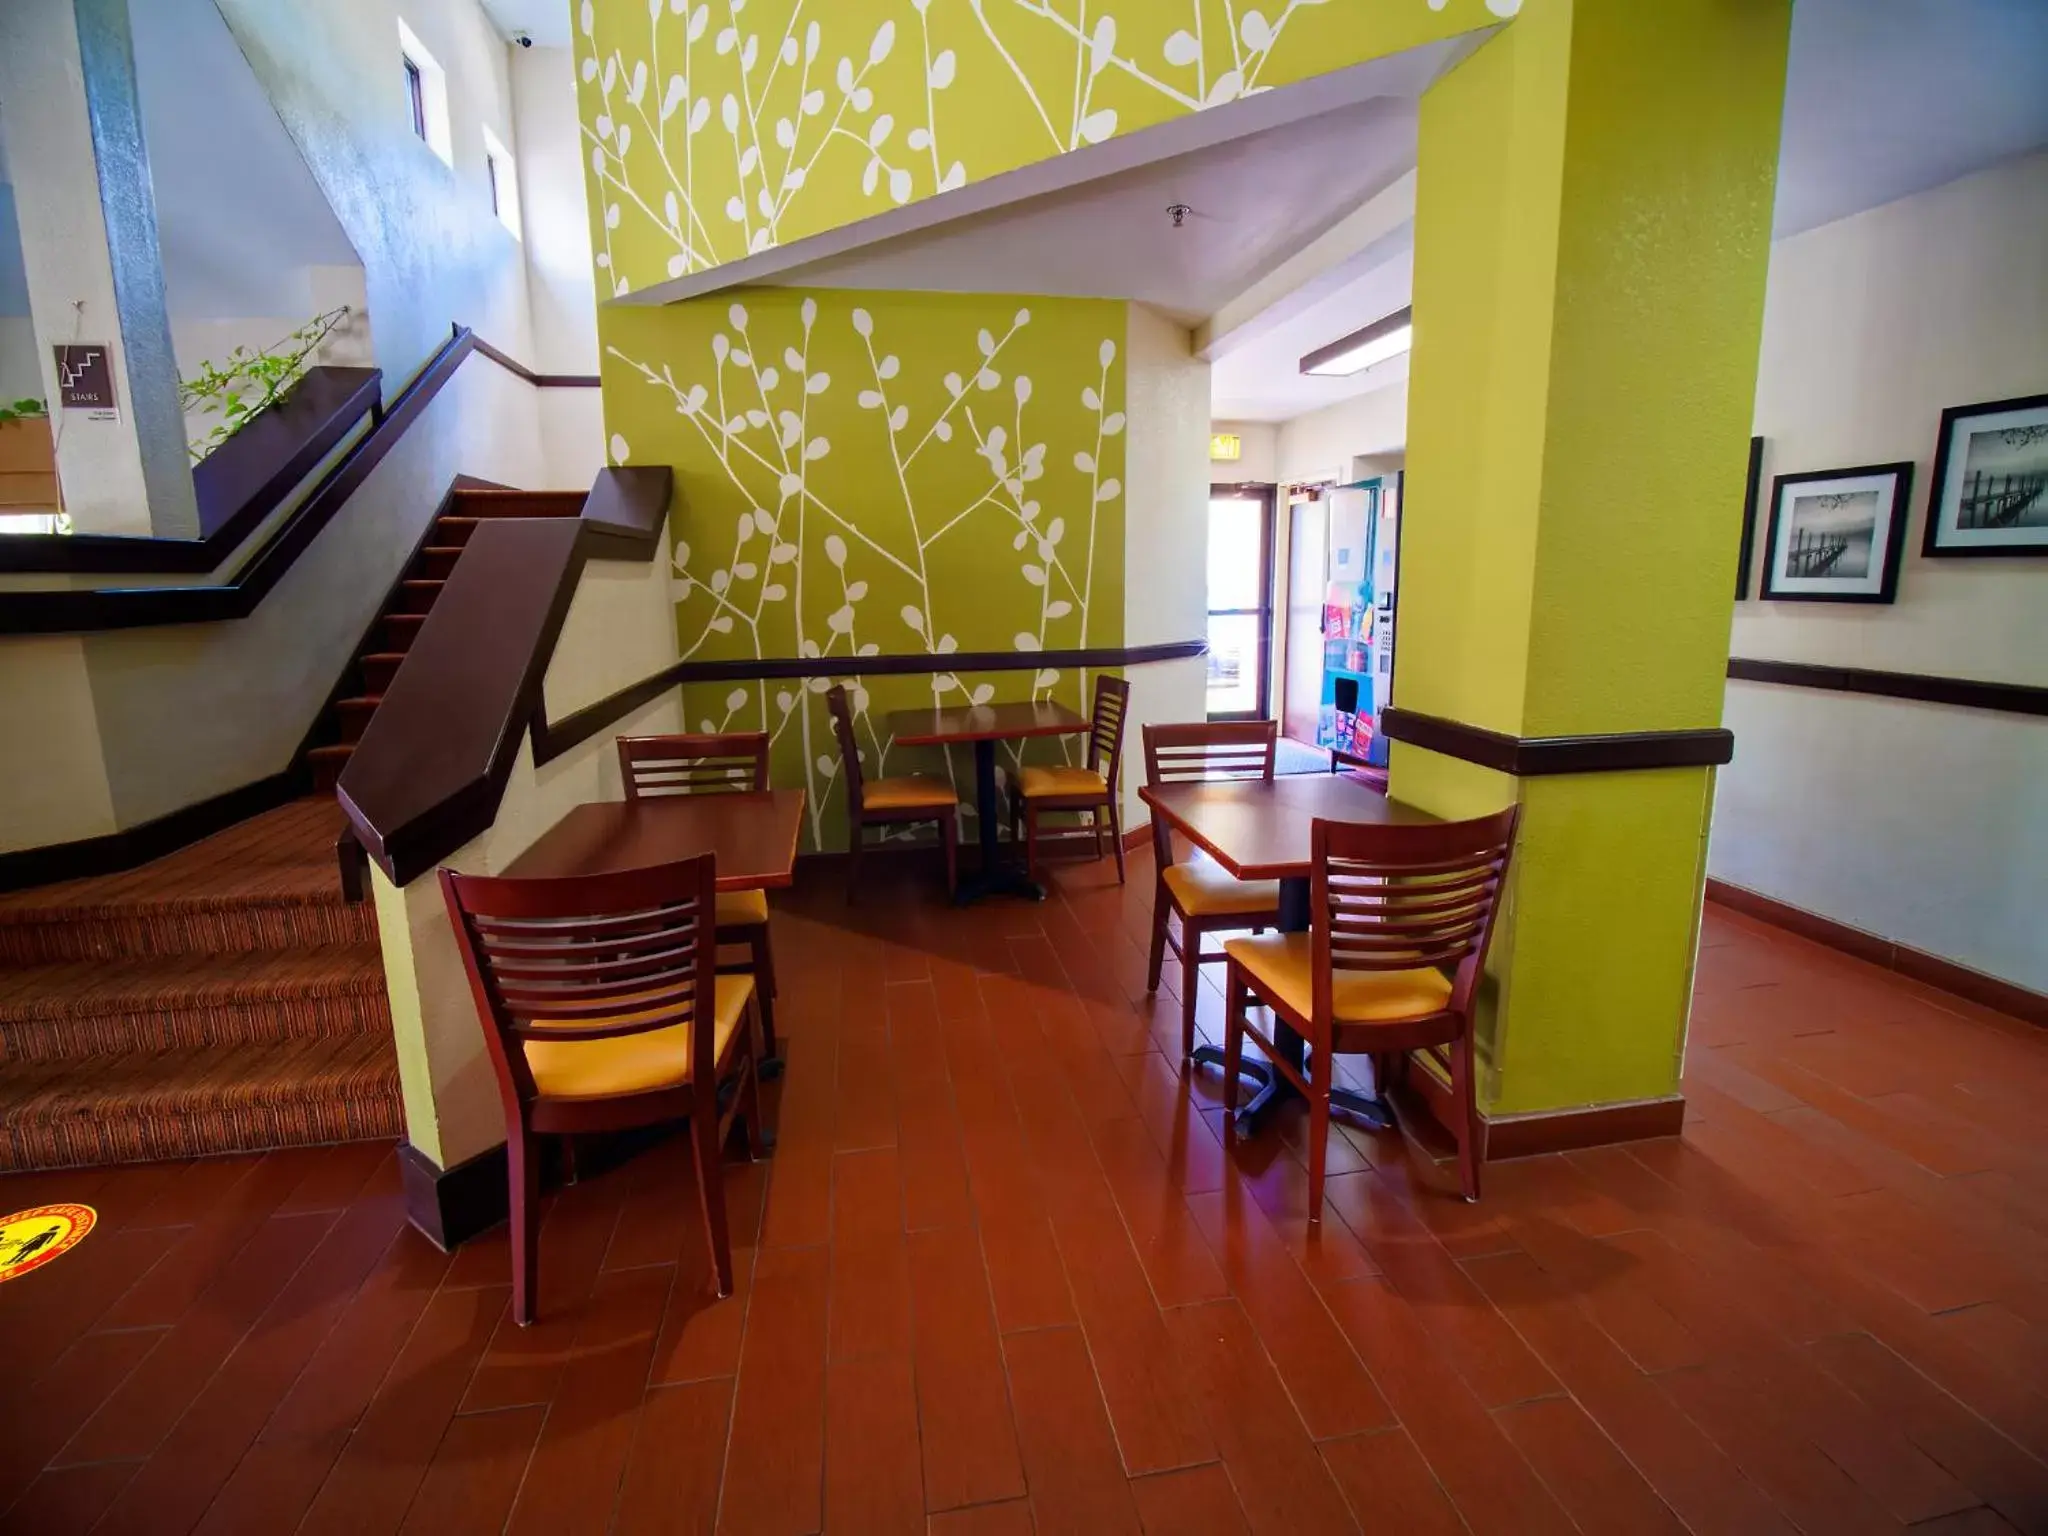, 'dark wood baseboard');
1705,878,2045,1027
0,768,305,893
1395,1055,1685,1162
399,1126,671,1251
